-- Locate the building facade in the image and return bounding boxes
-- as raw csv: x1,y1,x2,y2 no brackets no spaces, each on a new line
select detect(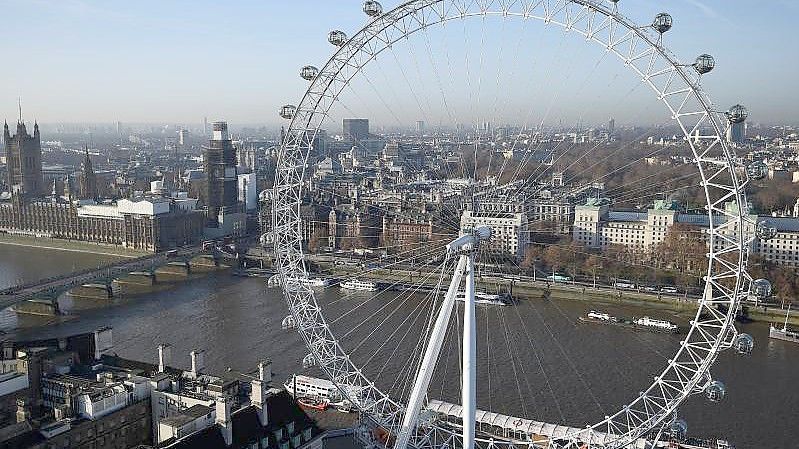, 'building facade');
460,210,528,259
0,196,204,252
